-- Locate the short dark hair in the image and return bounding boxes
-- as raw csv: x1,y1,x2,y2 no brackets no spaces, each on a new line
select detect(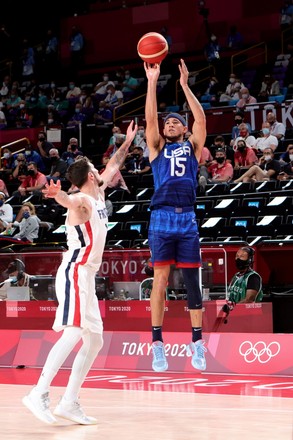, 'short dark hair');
214,135,225,143
66,156,92,188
